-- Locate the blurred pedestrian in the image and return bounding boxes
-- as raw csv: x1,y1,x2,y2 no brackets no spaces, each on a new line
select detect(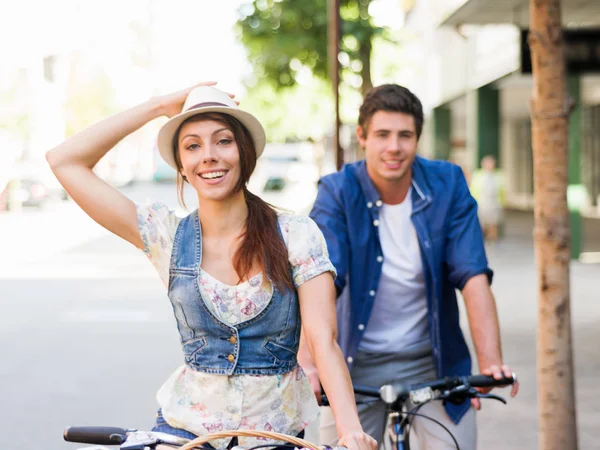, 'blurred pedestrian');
301,84,518,450
470,155,505,241
46,83,376,450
